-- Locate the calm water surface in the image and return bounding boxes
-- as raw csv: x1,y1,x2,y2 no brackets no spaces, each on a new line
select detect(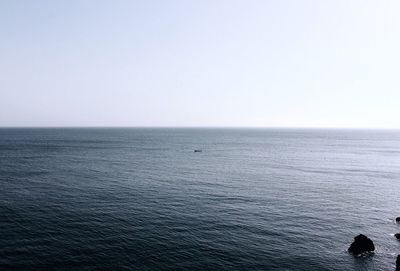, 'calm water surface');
1,128,400,270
